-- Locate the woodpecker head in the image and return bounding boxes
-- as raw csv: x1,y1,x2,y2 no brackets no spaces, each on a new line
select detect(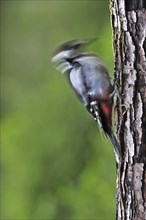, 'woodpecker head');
52,39,96,73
